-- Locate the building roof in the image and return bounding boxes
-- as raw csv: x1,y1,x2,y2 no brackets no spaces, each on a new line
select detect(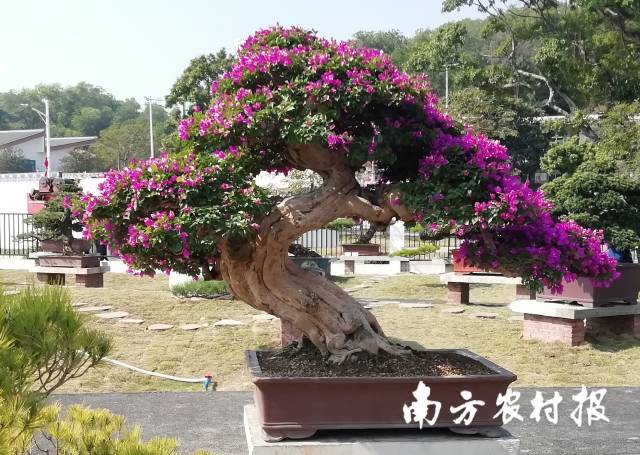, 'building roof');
50,136,97,151
0,129,97,151
0,129,44,148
